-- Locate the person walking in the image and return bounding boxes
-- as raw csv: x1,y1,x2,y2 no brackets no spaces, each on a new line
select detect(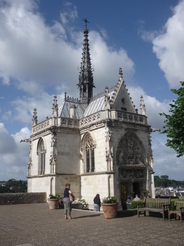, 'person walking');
63,183,73,219
93,194,101,211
